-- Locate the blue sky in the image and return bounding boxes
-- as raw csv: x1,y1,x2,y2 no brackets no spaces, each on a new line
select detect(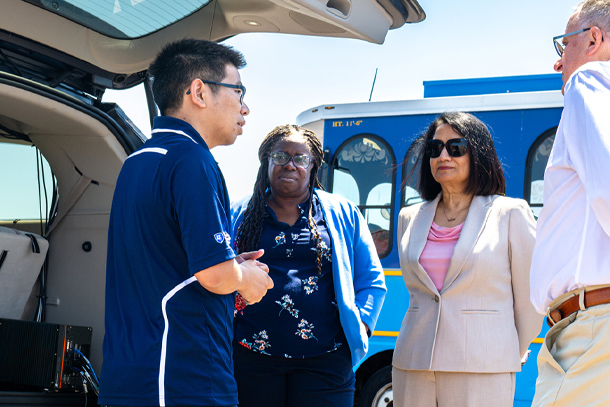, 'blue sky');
105,0,578,200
